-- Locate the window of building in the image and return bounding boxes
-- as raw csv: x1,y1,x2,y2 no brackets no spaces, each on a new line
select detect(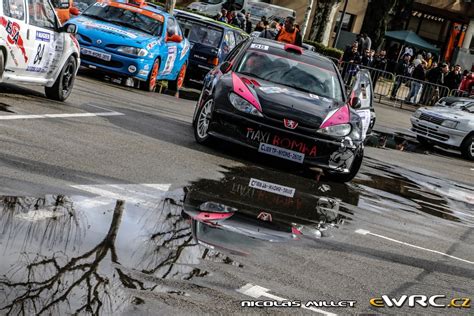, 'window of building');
334,11,355,32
